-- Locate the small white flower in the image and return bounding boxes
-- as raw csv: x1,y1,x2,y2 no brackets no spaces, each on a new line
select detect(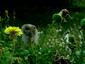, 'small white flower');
38,52,42,55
